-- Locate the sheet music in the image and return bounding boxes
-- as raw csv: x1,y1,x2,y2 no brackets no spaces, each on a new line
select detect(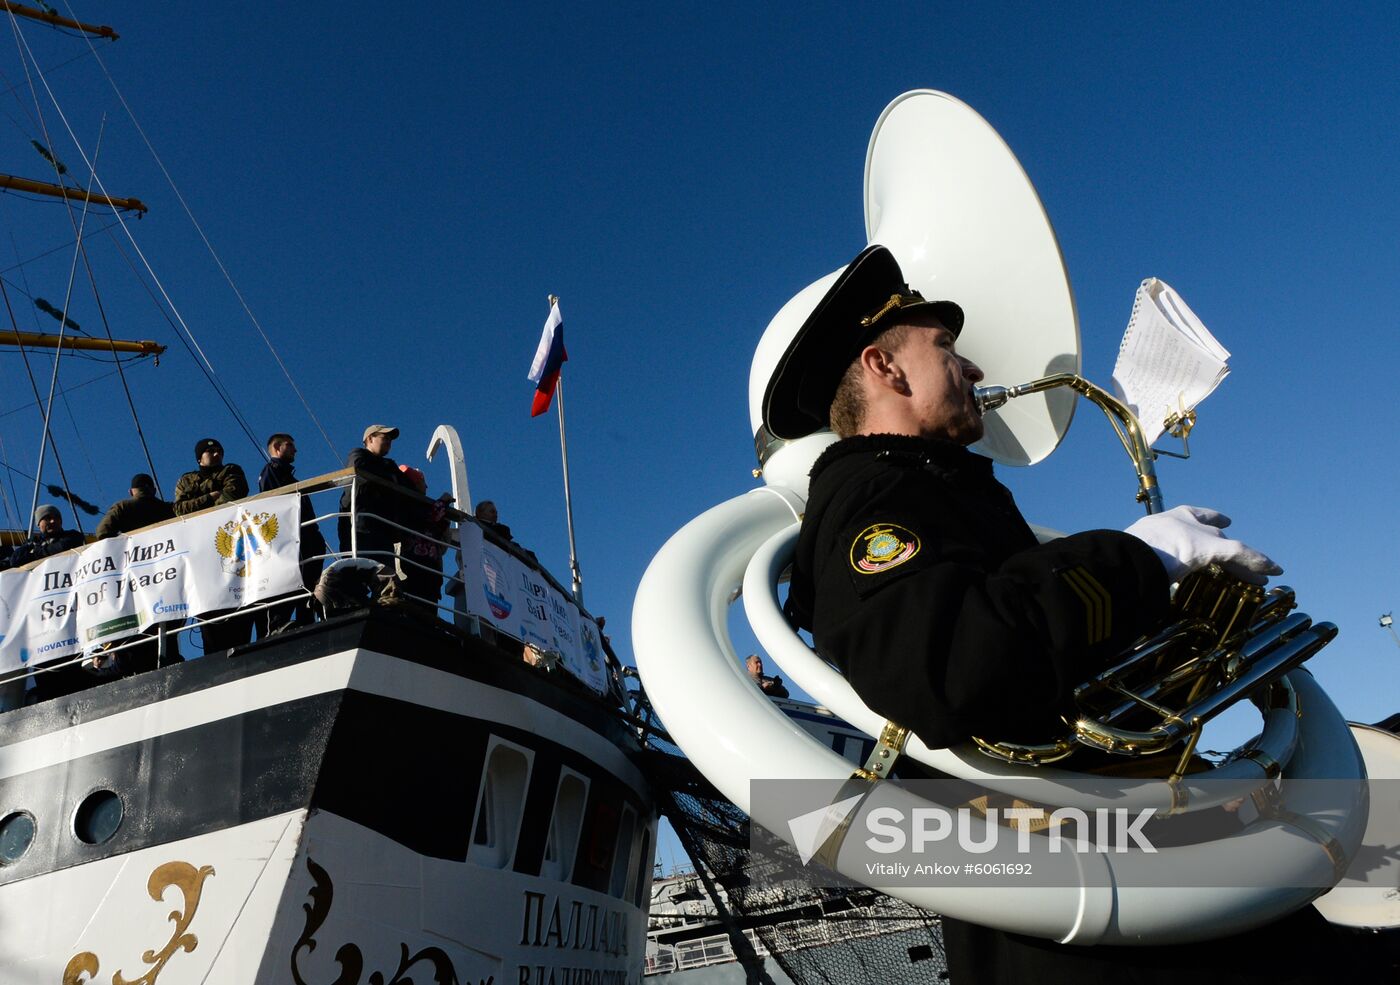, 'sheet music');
1111,278,1230,445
